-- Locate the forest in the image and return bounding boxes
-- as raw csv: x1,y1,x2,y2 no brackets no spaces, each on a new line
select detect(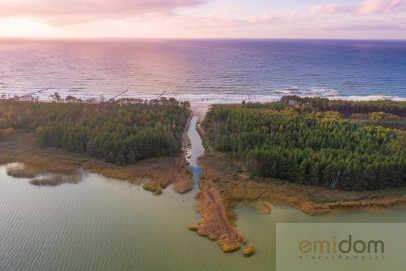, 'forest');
280,95,406,117
0,96,190,166
205,97,406,191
